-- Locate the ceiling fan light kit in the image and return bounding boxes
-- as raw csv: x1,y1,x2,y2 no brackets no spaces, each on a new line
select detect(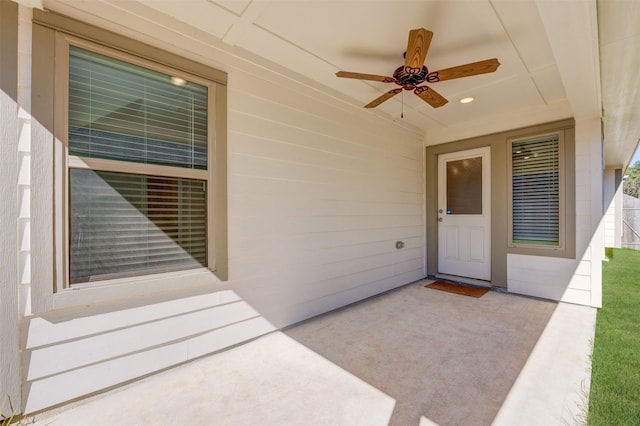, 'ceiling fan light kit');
336,28,500,109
